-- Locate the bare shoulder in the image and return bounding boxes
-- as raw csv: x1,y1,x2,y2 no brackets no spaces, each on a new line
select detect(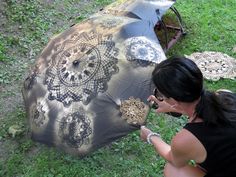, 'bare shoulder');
171,129,196,155
171,128,206,164
172,129,197,146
